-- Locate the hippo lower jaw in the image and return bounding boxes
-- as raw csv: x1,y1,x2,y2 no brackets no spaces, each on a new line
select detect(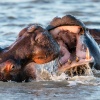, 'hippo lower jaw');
58,57,93,72
58,50,94,77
